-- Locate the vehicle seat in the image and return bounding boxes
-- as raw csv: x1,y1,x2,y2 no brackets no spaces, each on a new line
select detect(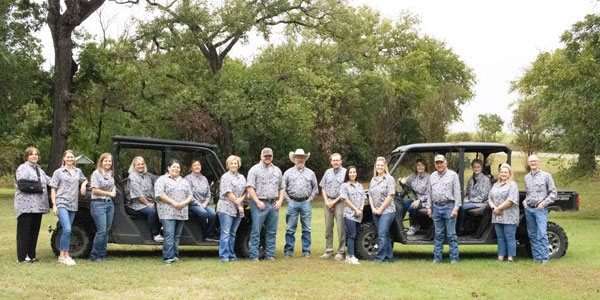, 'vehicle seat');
466,205,492,238
125,206,146,219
